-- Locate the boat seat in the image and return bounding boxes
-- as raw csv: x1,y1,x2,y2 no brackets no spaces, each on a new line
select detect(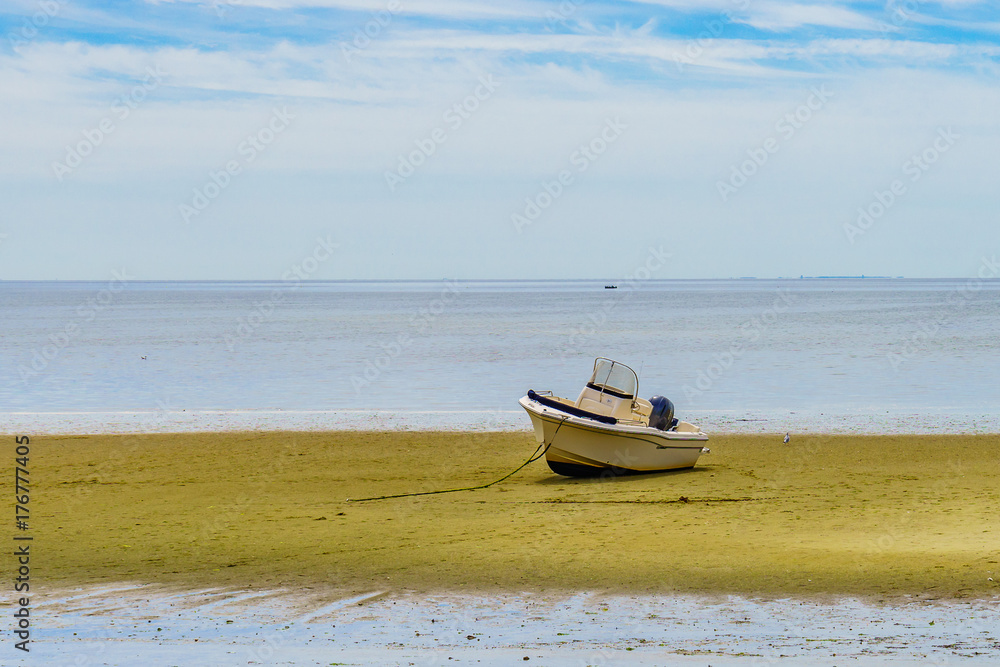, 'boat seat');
633,397,652,418
577,397,610,415
609,398,635,421
576,385,634,420
575,386,613,416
